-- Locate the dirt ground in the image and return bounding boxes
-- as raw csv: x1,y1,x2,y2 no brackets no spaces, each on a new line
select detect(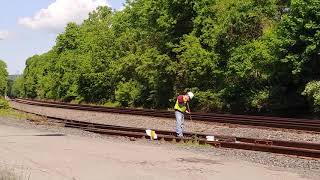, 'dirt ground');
0,118,316,180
